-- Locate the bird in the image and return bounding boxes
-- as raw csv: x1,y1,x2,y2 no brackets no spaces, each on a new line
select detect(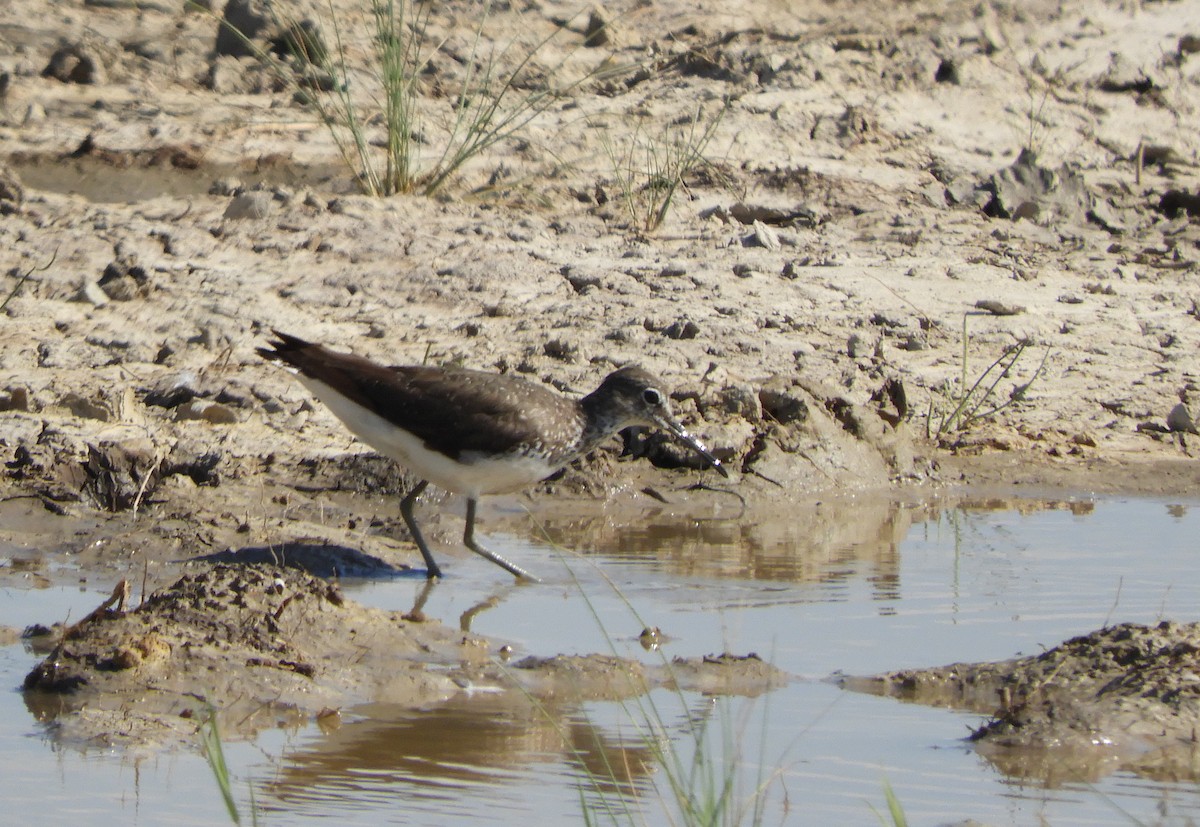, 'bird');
257,330,727,581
